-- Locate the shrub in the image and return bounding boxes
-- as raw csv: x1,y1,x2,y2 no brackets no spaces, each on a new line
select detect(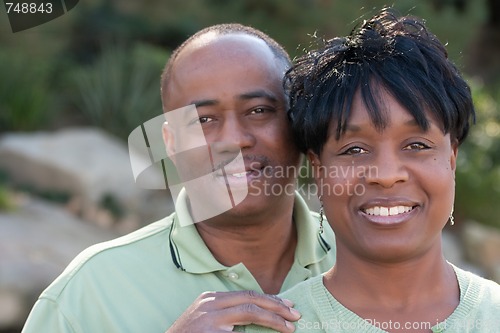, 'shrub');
0,49,54,132
69,42,168,139
455,79,500,229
